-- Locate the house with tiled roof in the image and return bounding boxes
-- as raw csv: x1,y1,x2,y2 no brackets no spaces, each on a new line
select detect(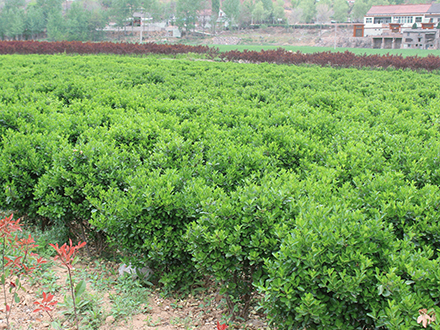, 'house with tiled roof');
362,3,440,49
426,3,440,23
364,4,437,35
197,9,228,29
